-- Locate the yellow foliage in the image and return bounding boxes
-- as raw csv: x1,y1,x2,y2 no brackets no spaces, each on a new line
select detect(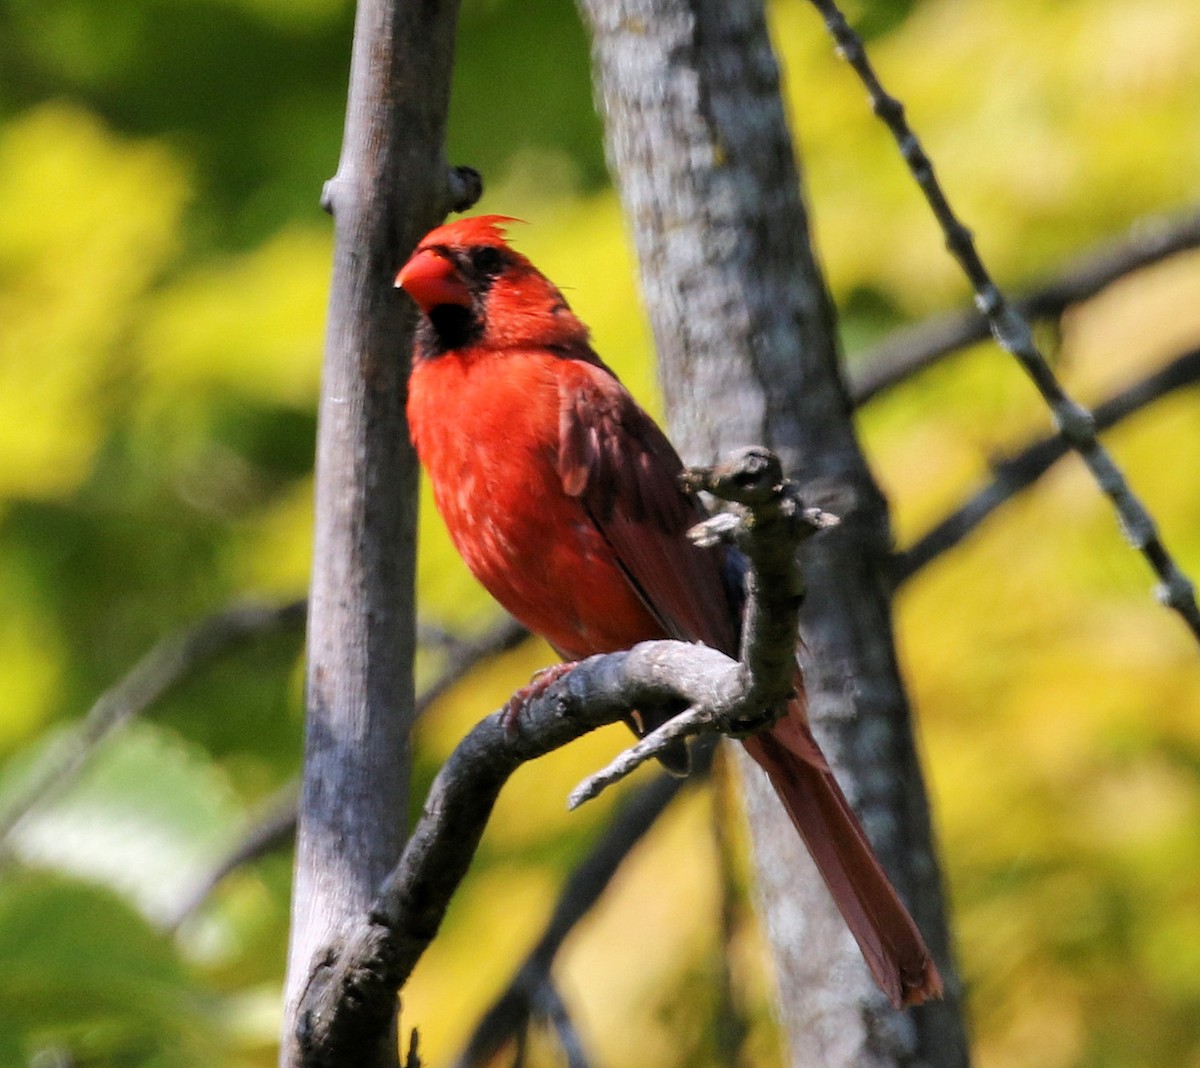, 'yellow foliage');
559,789,720,1067
5,0,1200,1063
136,227,330,406
231,479,315,595
0,104,187,499
772,0,1200,310
0,602,64,750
